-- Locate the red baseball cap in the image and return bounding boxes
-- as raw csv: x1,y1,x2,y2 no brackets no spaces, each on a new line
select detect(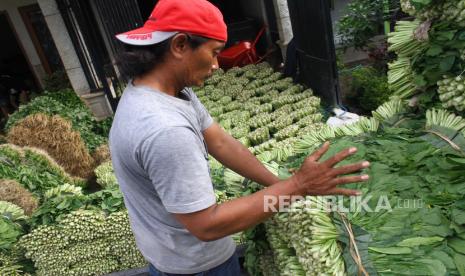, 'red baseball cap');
116,0,227,46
